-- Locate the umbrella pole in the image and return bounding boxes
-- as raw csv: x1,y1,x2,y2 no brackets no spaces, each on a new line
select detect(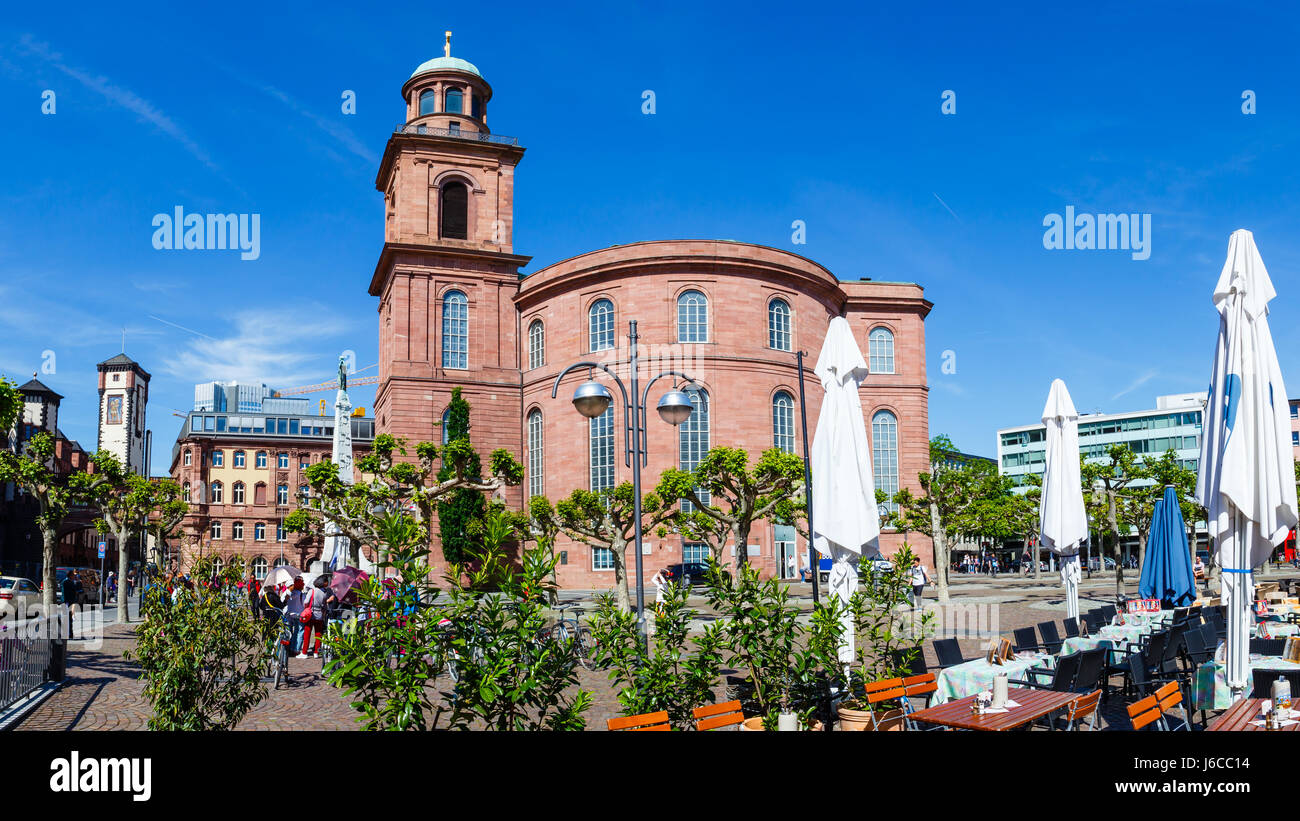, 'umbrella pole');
796,350,820,606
